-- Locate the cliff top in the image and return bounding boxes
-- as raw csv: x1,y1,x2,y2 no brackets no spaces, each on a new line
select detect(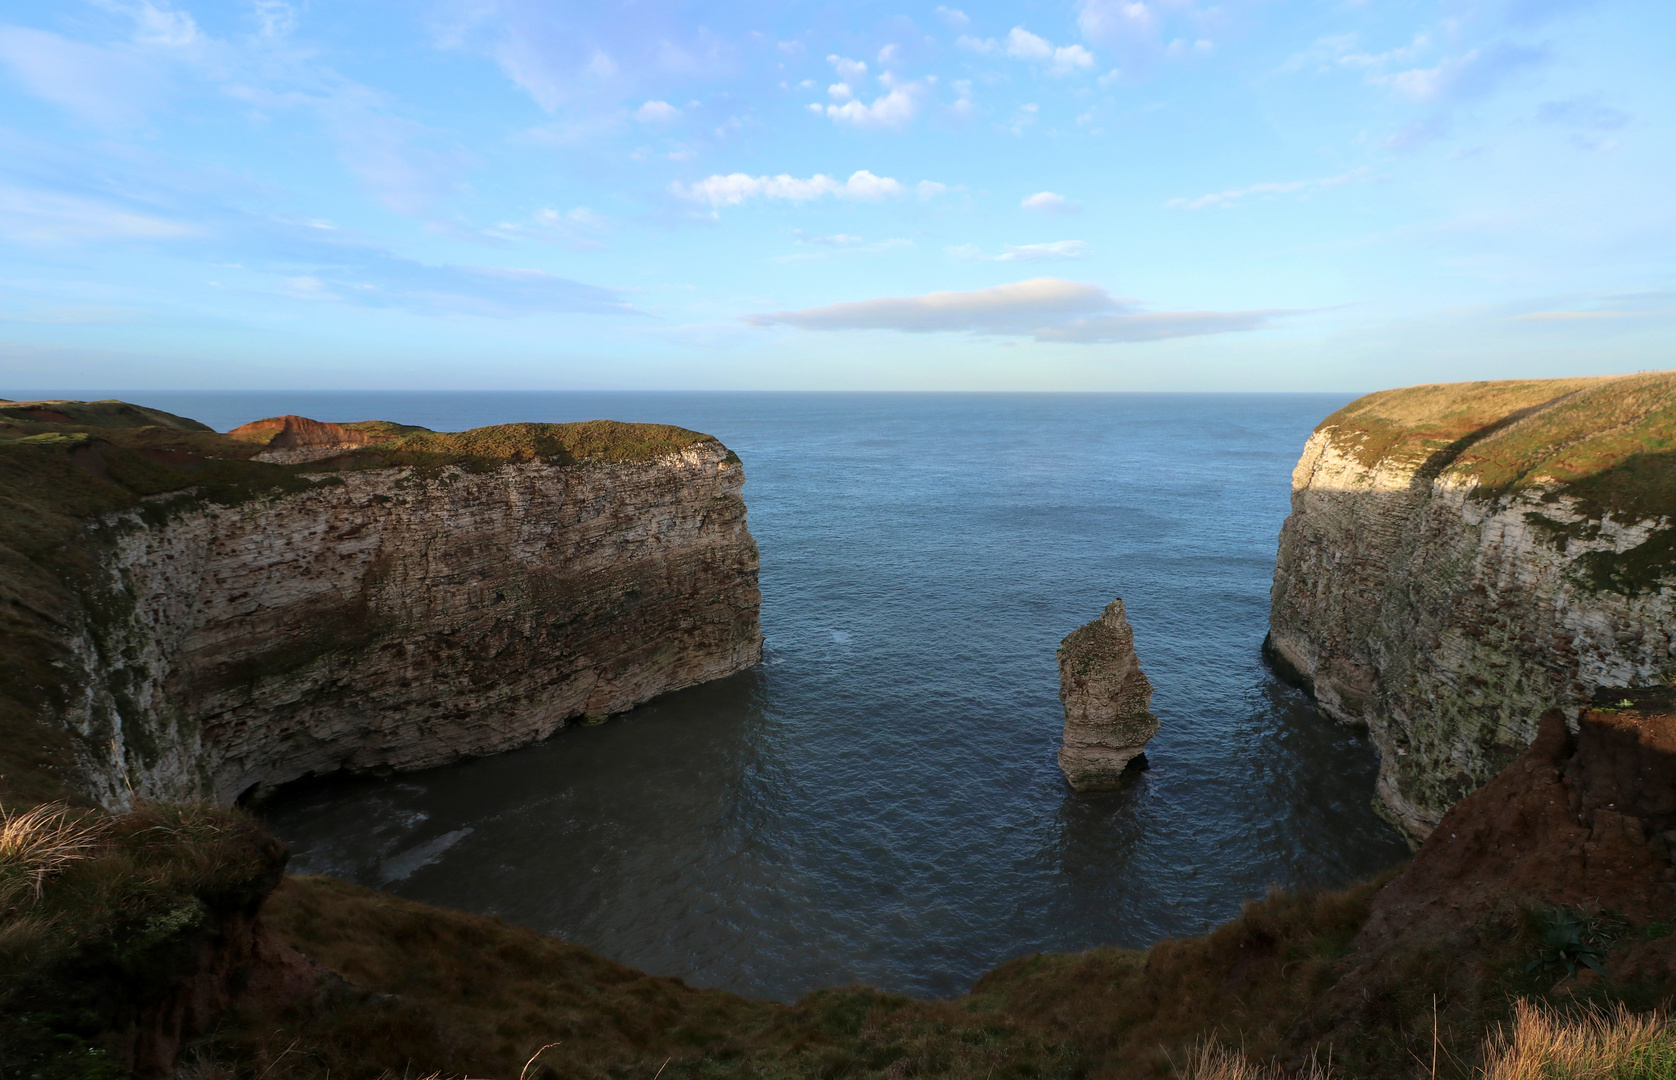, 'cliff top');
1314,371,1676,513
